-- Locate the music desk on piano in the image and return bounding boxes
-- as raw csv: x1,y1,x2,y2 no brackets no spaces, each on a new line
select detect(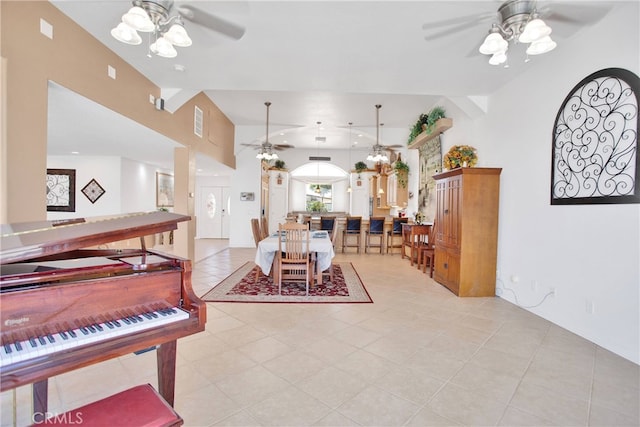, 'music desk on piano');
0,212,207,422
